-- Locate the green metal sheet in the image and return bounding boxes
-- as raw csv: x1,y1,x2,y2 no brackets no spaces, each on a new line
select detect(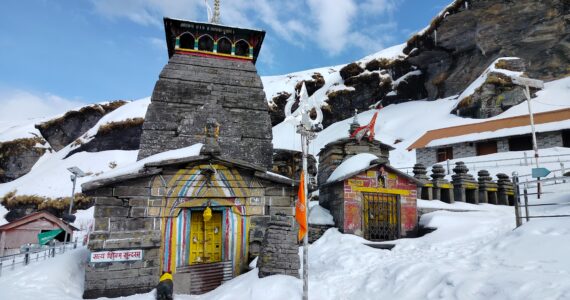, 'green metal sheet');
38,229,63,245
